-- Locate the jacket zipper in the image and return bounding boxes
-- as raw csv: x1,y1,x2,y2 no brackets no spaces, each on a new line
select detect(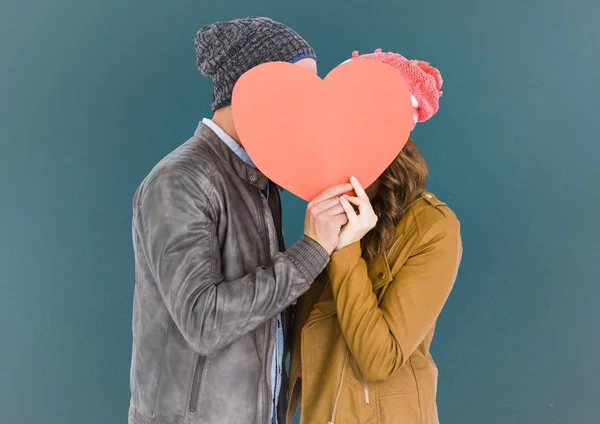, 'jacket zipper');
328,349,350,424
271,182,291,420
254,188,271,263
253,187,275,423
269,182,285,252
189,356,206,412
